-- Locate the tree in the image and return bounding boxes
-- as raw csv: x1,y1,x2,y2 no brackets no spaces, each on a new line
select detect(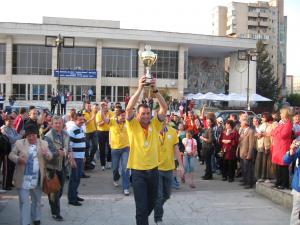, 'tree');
286,94,300,106
256,40,280,101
